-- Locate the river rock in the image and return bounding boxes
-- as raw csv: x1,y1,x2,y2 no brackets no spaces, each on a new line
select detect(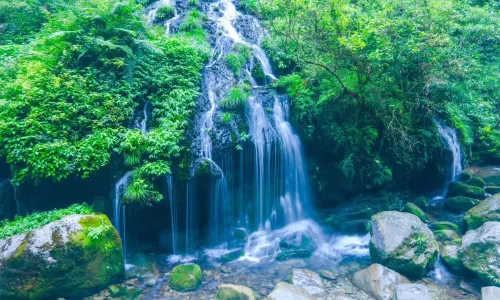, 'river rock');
0,214,124,299
351,263,409,300
481,286,500,300
393,284,430,300
458,222,500,285
276,234,316,261
221,248,245,262
369,211,439,278
464,193,500,229
413,196,430,210
289,268,328,299
429,221,460,232
403,202,427,222
447,182,485,200
433,229,460,243
441,245,467,273
267,282,314,300
169,263,203,291
444,196,481,213
465,177,486,188
216,284,259,300
485,186,500,194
